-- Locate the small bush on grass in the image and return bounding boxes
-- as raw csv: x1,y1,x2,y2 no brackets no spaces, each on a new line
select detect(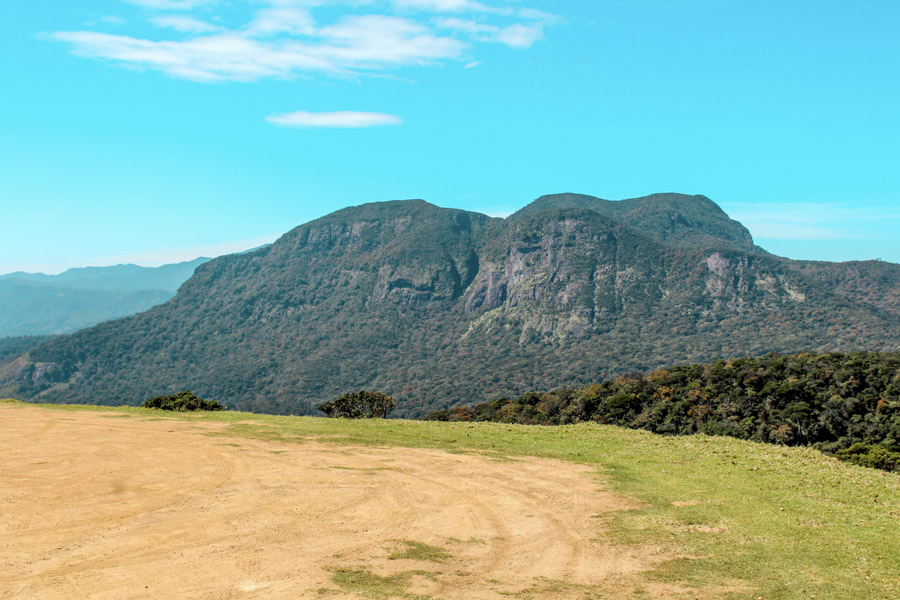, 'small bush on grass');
834,443,900,472
317,391,394,419
142,390,224,412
